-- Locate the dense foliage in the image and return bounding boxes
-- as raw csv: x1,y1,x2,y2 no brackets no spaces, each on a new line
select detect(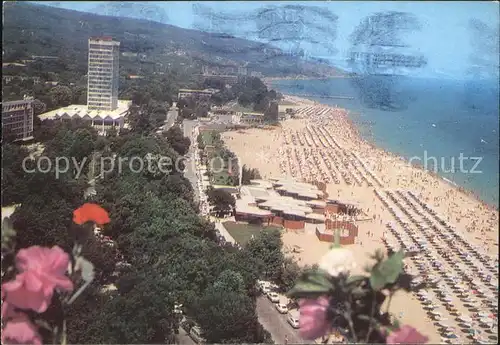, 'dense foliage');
1,111,279,344
198,130,240,186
